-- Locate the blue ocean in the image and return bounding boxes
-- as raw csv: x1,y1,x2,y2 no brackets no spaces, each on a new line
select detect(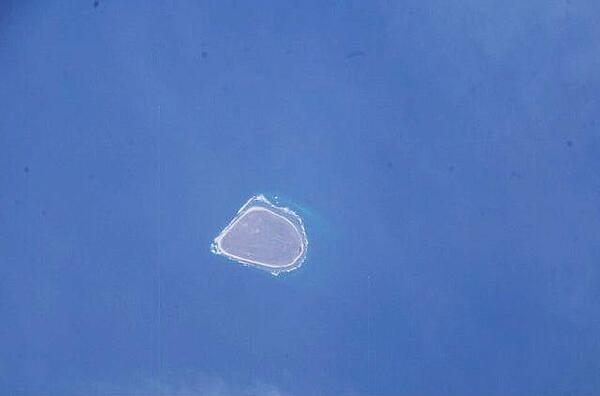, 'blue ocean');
1,1,599,395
